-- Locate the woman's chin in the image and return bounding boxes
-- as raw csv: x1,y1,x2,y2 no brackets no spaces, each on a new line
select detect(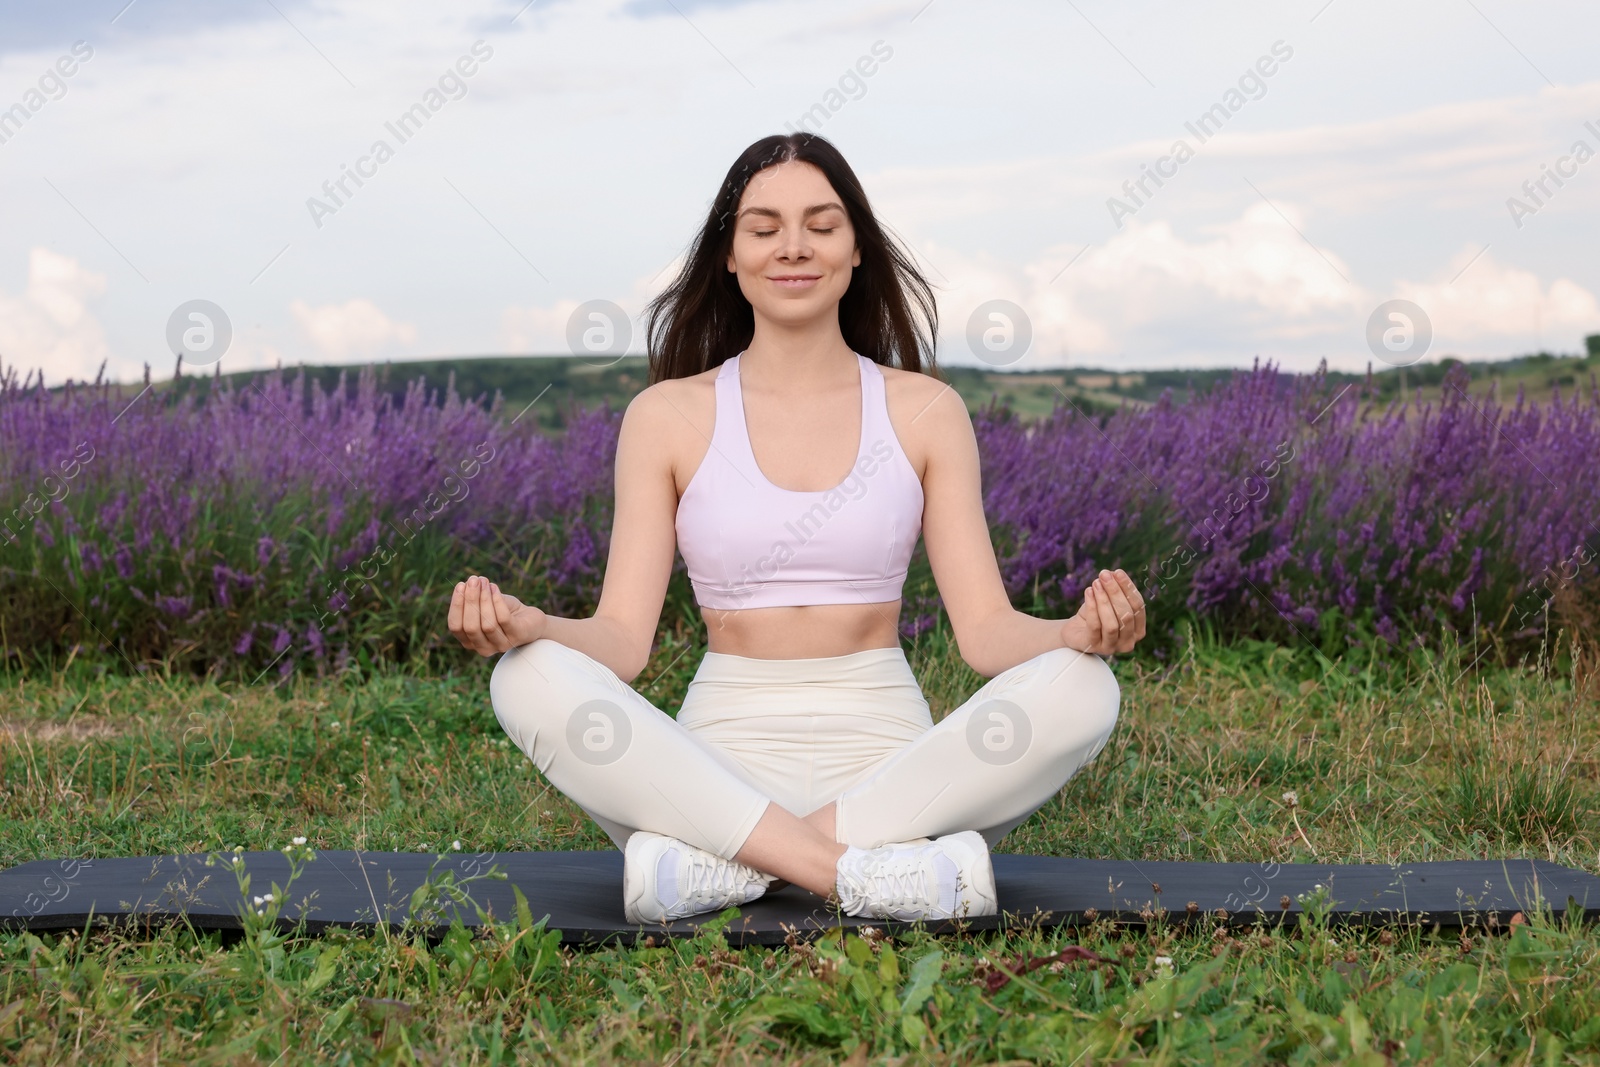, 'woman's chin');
749,301,837,326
